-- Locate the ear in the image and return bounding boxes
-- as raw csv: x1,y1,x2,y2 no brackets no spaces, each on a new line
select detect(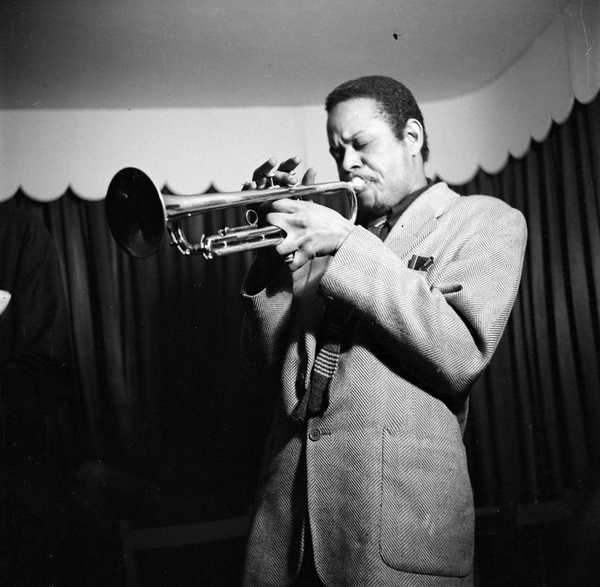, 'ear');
403,118,424,157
